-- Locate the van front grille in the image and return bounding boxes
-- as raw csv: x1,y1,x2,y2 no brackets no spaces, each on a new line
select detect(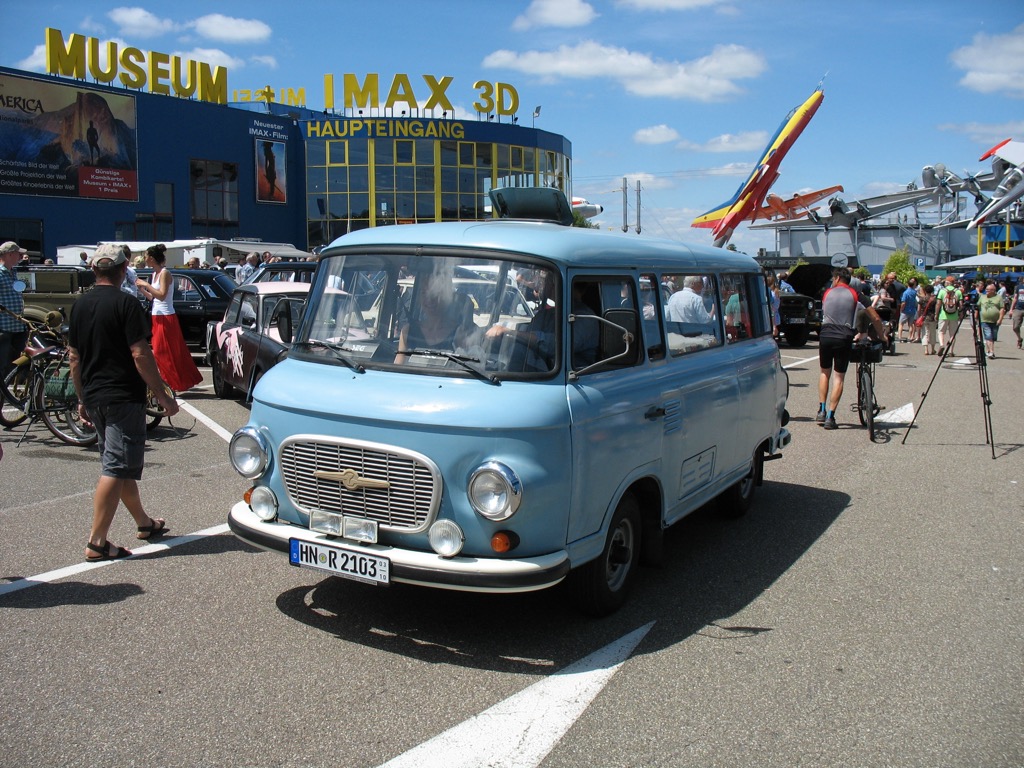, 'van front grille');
279,437,439,531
